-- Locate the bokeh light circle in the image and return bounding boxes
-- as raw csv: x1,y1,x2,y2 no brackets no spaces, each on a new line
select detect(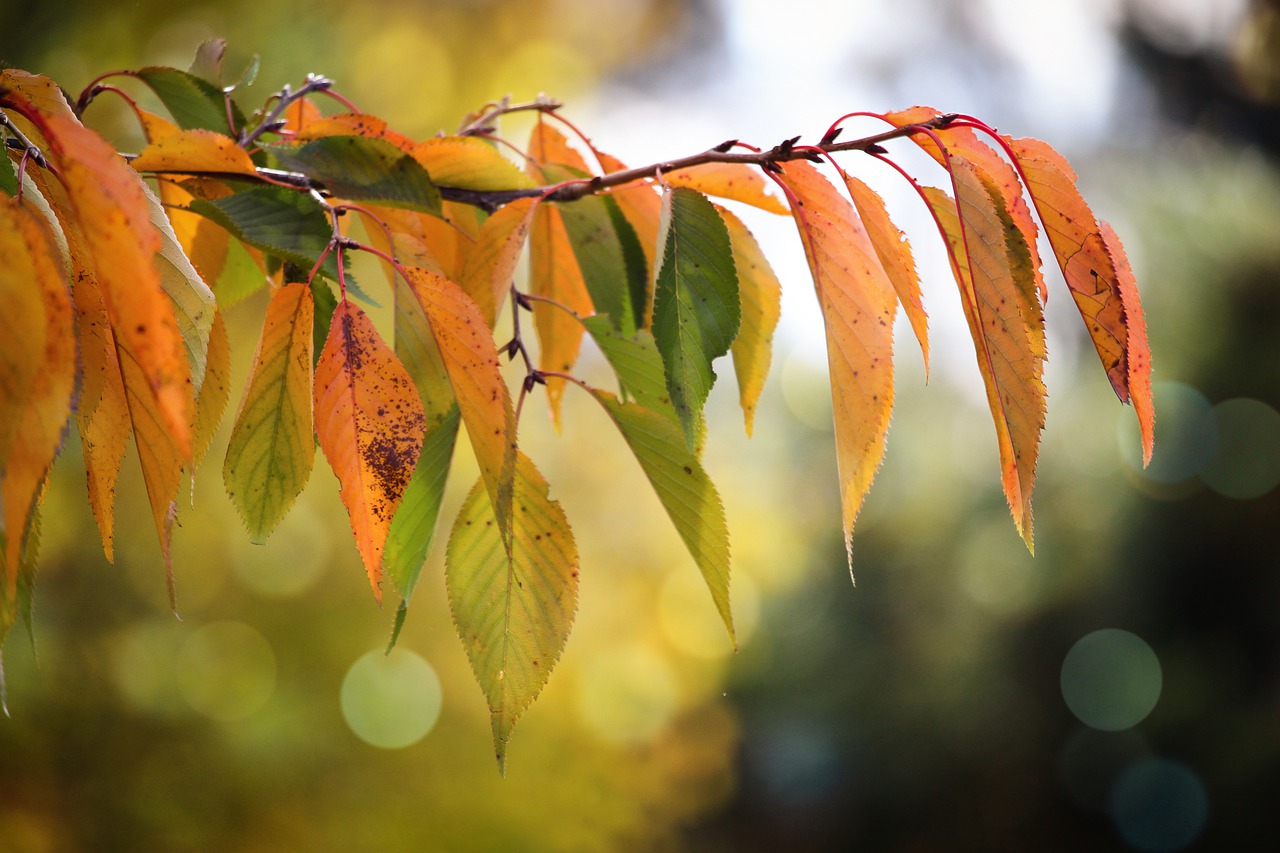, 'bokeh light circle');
1110,757,1209,852
340,648,443,749
175,621,277,722
576,643,679,744
1118,381,1216,484
1201,397,1280,499
1061,629,1162,731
